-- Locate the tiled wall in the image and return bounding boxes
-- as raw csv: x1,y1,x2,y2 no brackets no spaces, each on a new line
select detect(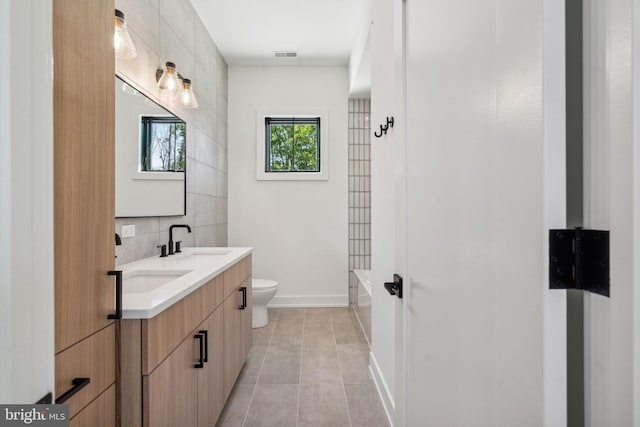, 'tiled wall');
348,99,371,304
114,0,228,265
